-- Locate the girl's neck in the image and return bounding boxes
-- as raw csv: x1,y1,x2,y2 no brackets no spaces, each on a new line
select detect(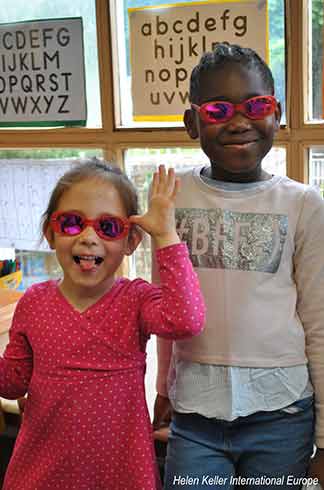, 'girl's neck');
205,164,271,183
58,277,116,313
